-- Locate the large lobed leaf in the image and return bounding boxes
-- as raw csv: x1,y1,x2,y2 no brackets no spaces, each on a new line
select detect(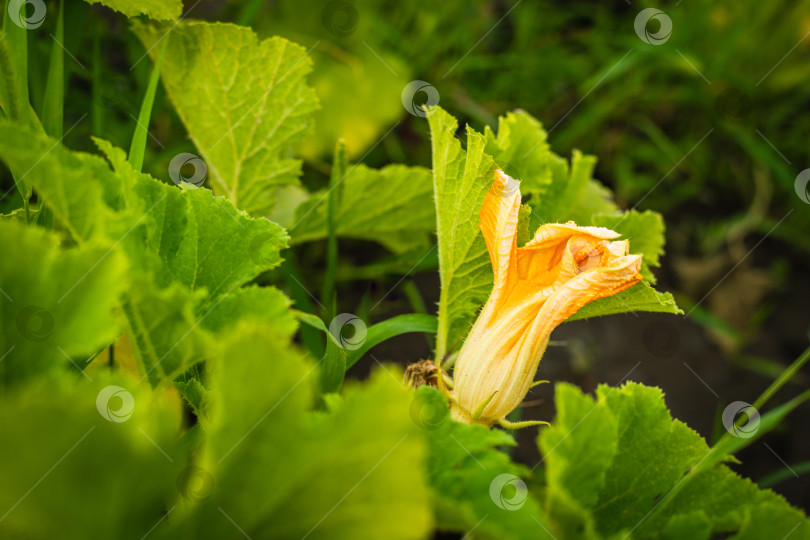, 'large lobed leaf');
417,385,556,539
290,163,435,254
132,21,319,217
539,382,810,539
169,324,432,540
428,107,496,359
96,140,288,296
0,121,291,387
82,0,182,20
0,373,183,539
0,222,126,386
